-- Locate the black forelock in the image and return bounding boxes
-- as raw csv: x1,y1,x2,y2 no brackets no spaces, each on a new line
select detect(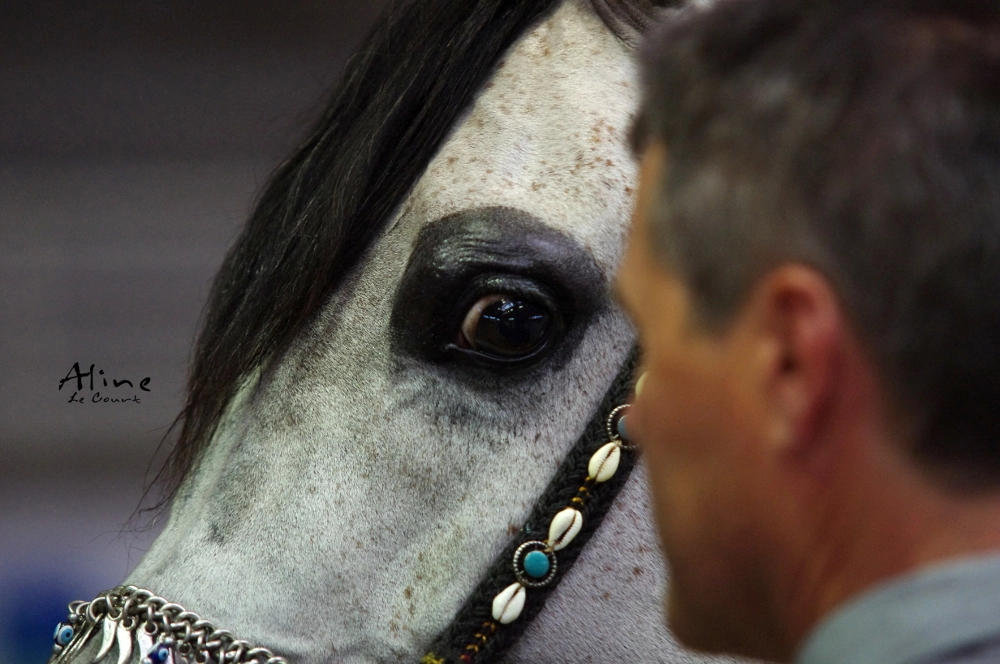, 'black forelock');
146,0,679,509
149,0,563,506
145,0,670,510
